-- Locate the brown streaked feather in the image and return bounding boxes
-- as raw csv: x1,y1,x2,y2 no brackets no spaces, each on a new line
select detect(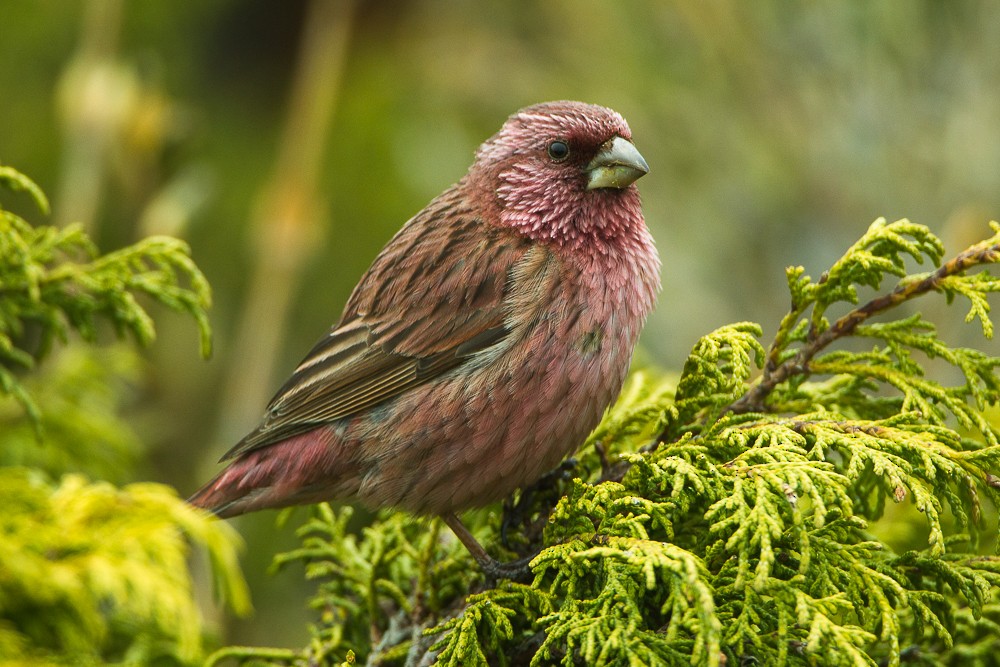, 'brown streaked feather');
221,189,531,462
